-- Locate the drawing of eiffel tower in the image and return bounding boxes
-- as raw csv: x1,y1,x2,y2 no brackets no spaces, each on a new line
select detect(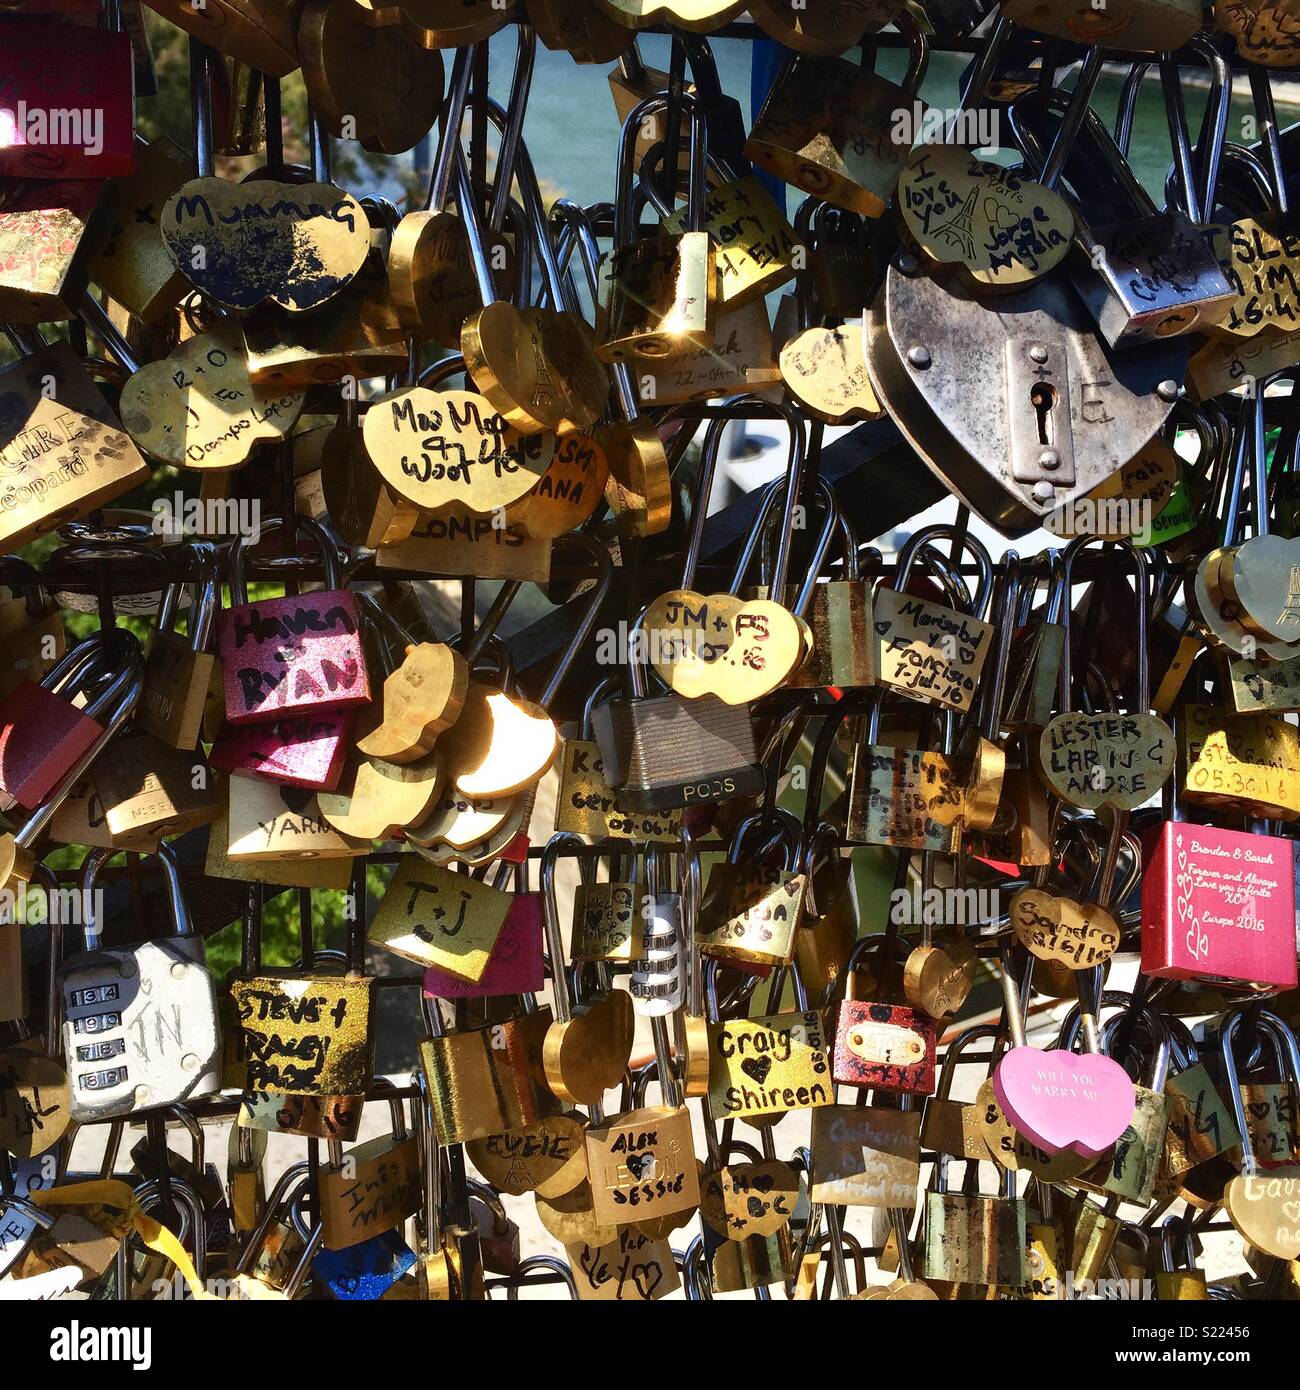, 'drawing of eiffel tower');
930,186,978,261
